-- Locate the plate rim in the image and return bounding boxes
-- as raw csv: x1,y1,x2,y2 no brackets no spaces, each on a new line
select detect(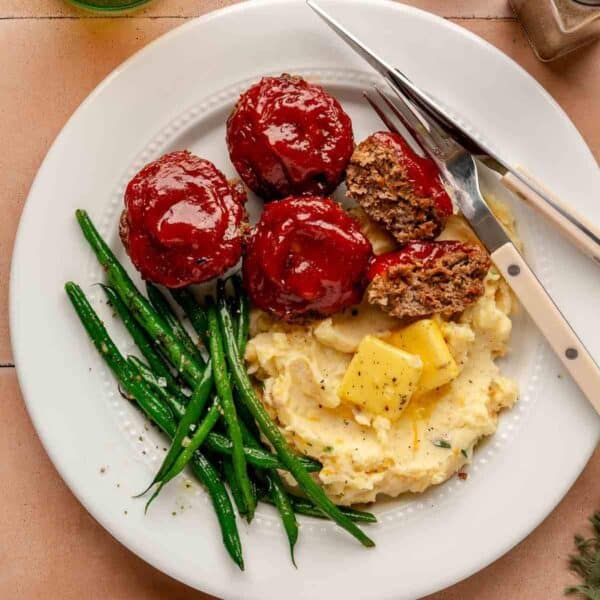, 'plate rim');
10,1,600,598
